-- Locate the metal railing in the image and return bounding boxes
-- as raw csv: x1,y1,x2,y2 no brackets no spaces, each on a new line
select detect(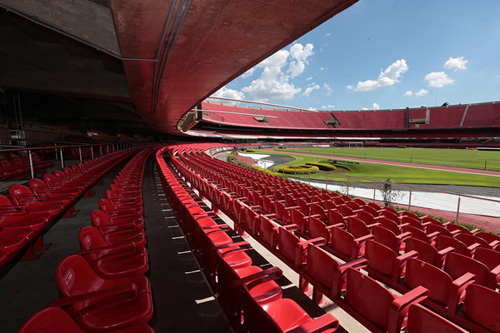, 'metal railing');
272,166,500,223
0,142,141,179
